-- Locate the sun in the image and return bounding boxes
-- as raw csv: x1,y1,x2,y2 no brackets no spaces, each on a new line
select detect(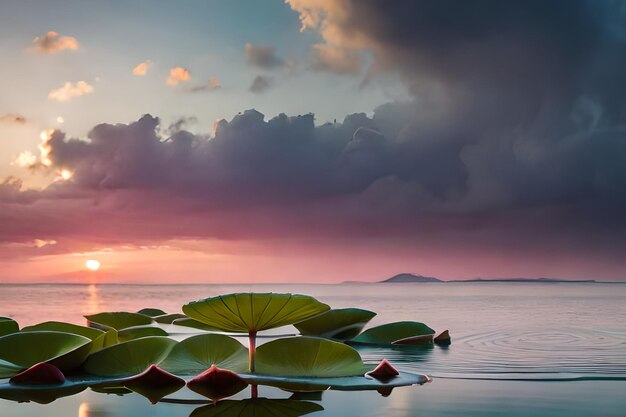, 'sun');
85,259,101,271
